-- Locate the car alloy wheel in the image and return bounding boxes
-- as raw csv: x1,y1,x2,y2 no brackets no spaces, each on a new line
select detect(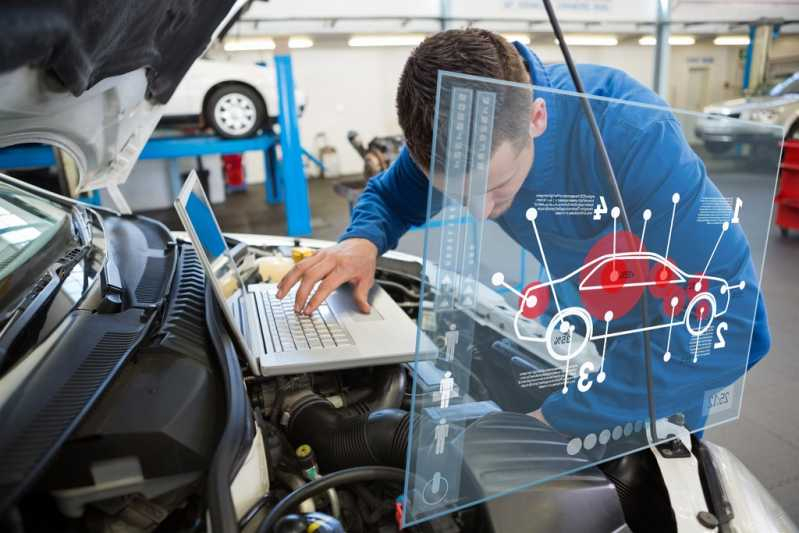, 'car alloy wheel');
213,92,257,137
